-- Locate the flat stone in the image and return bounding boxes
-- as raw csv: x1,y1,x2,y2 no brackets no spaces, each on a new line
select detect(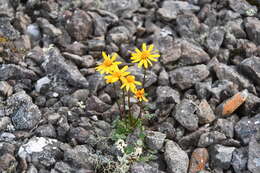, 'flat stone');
145,130,166,150
196,99,216,124
215,90,248,117
198,131,226,147
209,144,236,170
239,56,260,86
164,140,189,173
189,148,209,173
169,64,210,90
173,99,198,131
